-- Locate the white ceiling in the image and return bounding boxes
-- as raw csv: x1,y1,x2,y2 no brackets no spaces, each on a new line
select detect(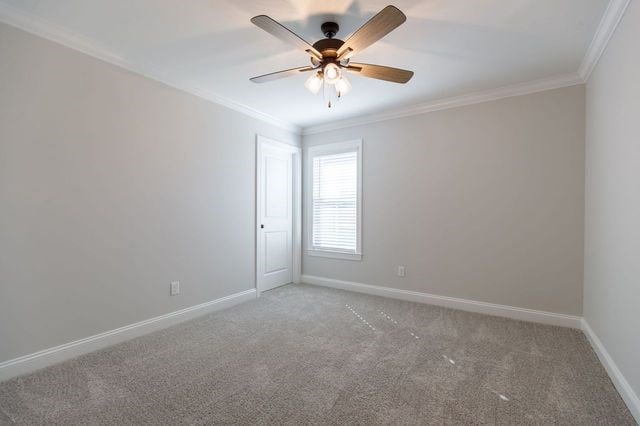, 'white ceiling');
0,0,610,129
